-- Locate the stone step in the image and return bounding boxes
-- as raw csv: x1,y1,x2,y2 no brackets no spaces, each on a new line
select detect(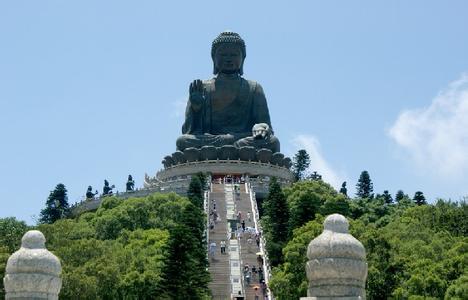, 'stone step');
208,183,266,300
207,184,231,300
233,191,266,300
